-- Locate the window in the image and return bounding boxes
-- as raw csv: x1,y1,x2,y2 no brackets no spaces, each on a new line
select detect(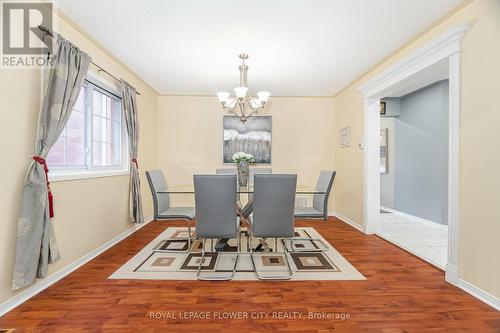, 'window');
47,80,128,181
